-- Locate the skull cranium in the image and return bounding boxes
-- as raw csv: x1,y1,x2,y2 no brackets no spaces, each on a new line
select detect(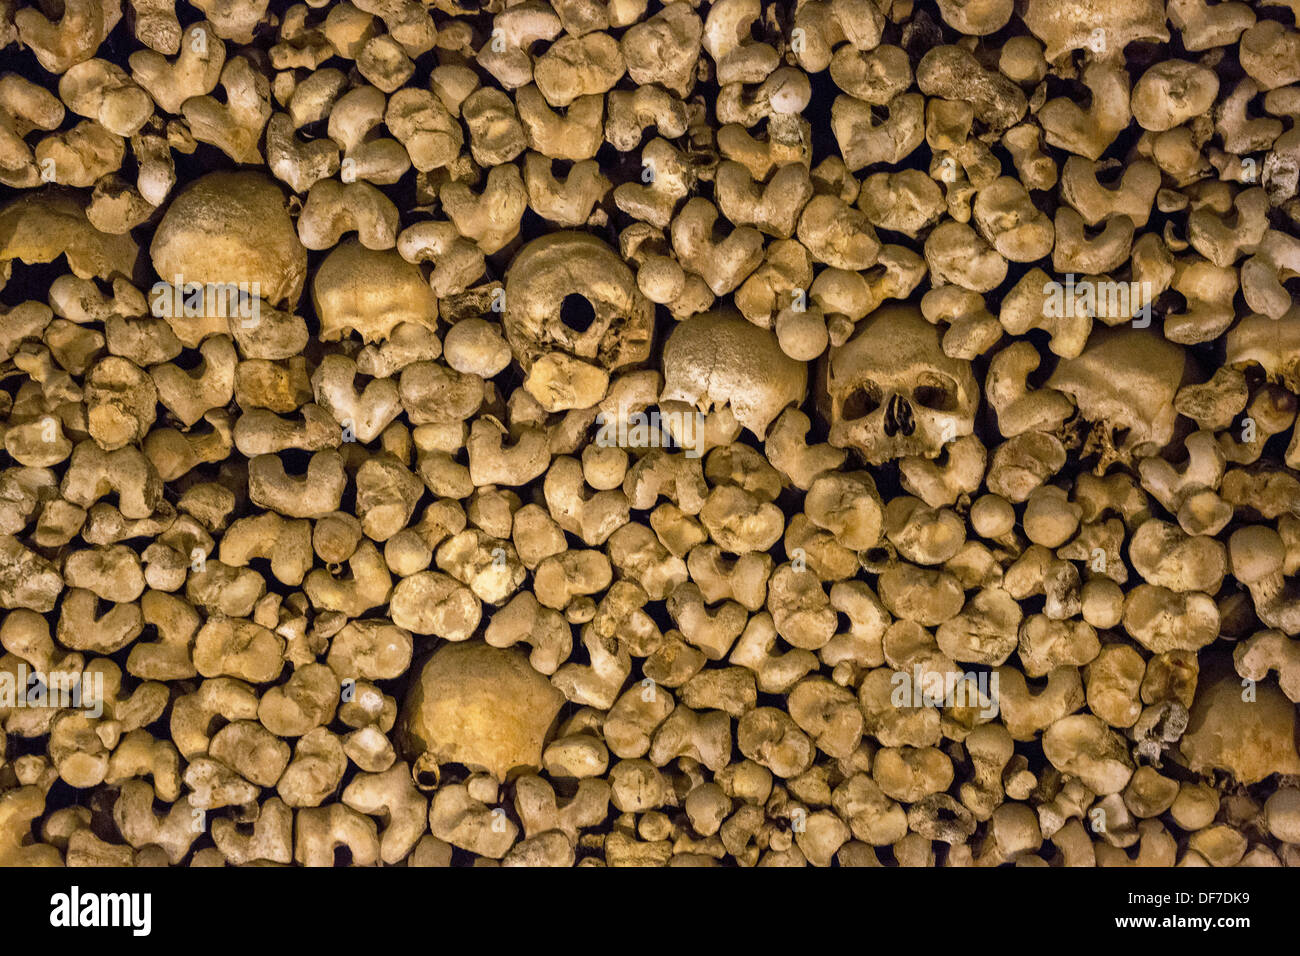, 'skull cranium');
660,310,809,440
1046,326,1188,462
1225,309,1300,393
503,231,654,412
400,641,565,783
824,304,978,464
